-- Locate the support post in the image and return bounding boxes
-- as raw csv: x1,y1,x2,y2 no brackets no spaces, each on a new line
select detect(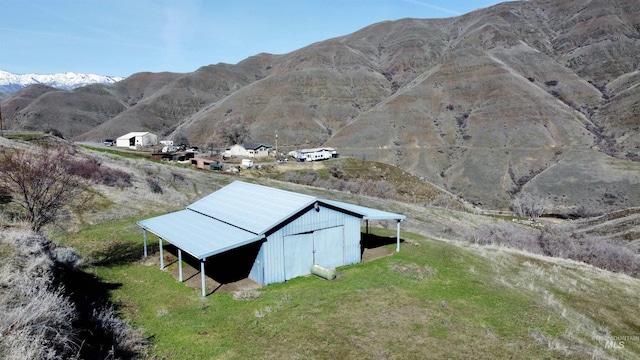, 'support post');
142,229,148,257
366,219,369,234
159,238,164,269
178,249,183,282
200,260,206,297
396,220,401,252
